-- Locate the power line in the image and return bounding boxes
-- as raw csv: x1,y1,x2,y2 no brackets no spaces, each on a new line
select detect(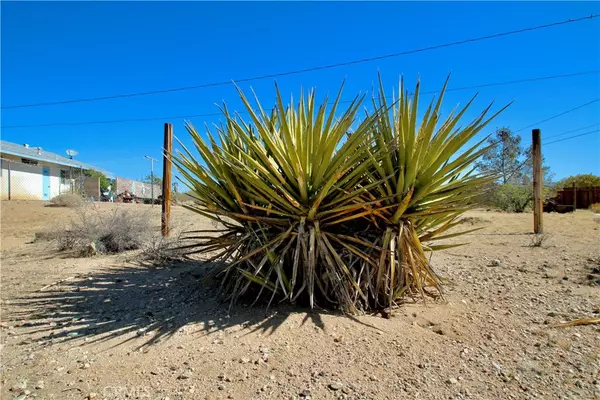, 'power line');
521,123,600,146
2,70,598,130
544,123,600,140
515,97,600,133
2,14,598,110
544,129,600,145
